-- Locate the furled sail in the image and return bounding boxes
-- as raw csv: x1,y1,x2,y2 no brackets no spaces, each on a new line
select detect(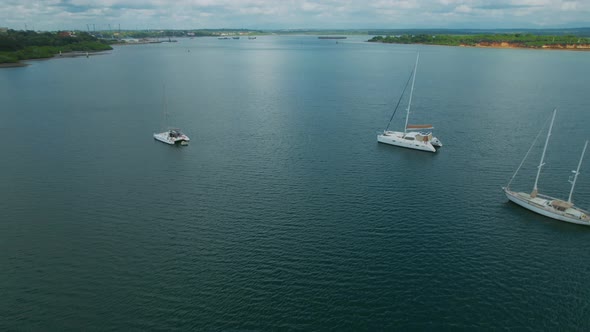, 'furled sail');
406,124,433,130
